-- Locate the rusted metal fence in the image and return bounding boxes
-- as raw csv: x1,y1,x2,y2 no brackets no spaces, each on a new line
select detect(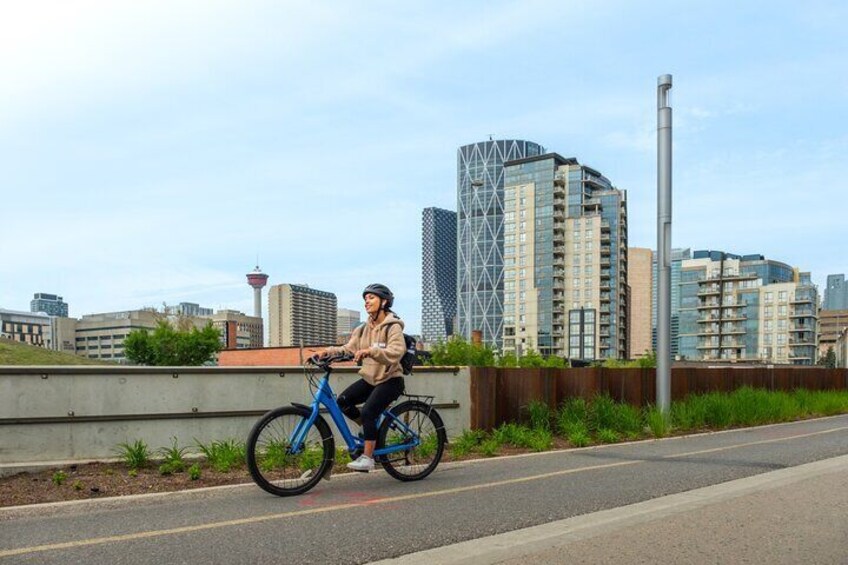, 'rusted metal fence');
469,366,848,431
